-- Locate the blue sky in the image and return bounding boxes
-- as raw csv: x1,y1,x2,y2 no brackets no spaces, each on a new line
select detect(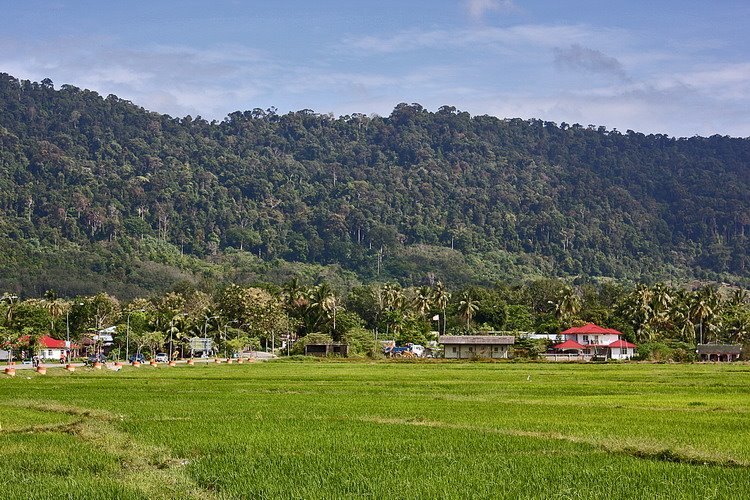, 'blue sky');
1,0,749,137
